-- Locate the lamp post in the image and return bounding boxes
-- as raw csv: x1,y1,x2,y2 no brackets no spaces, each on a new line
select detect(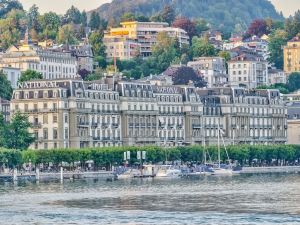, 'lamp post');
137,151,146,176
